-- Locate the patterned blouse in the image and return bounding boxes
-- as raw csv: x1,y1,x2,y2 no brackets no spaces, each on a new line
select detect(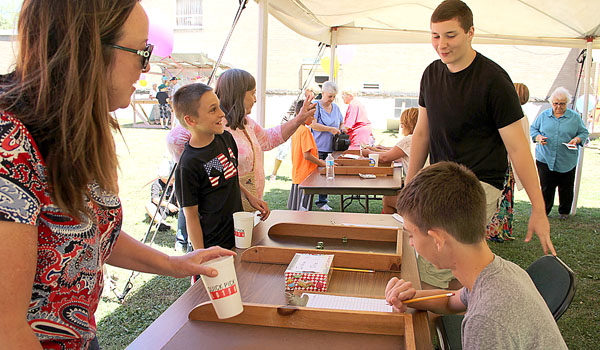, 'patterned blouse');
0,112,122,349
225,116,284,199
